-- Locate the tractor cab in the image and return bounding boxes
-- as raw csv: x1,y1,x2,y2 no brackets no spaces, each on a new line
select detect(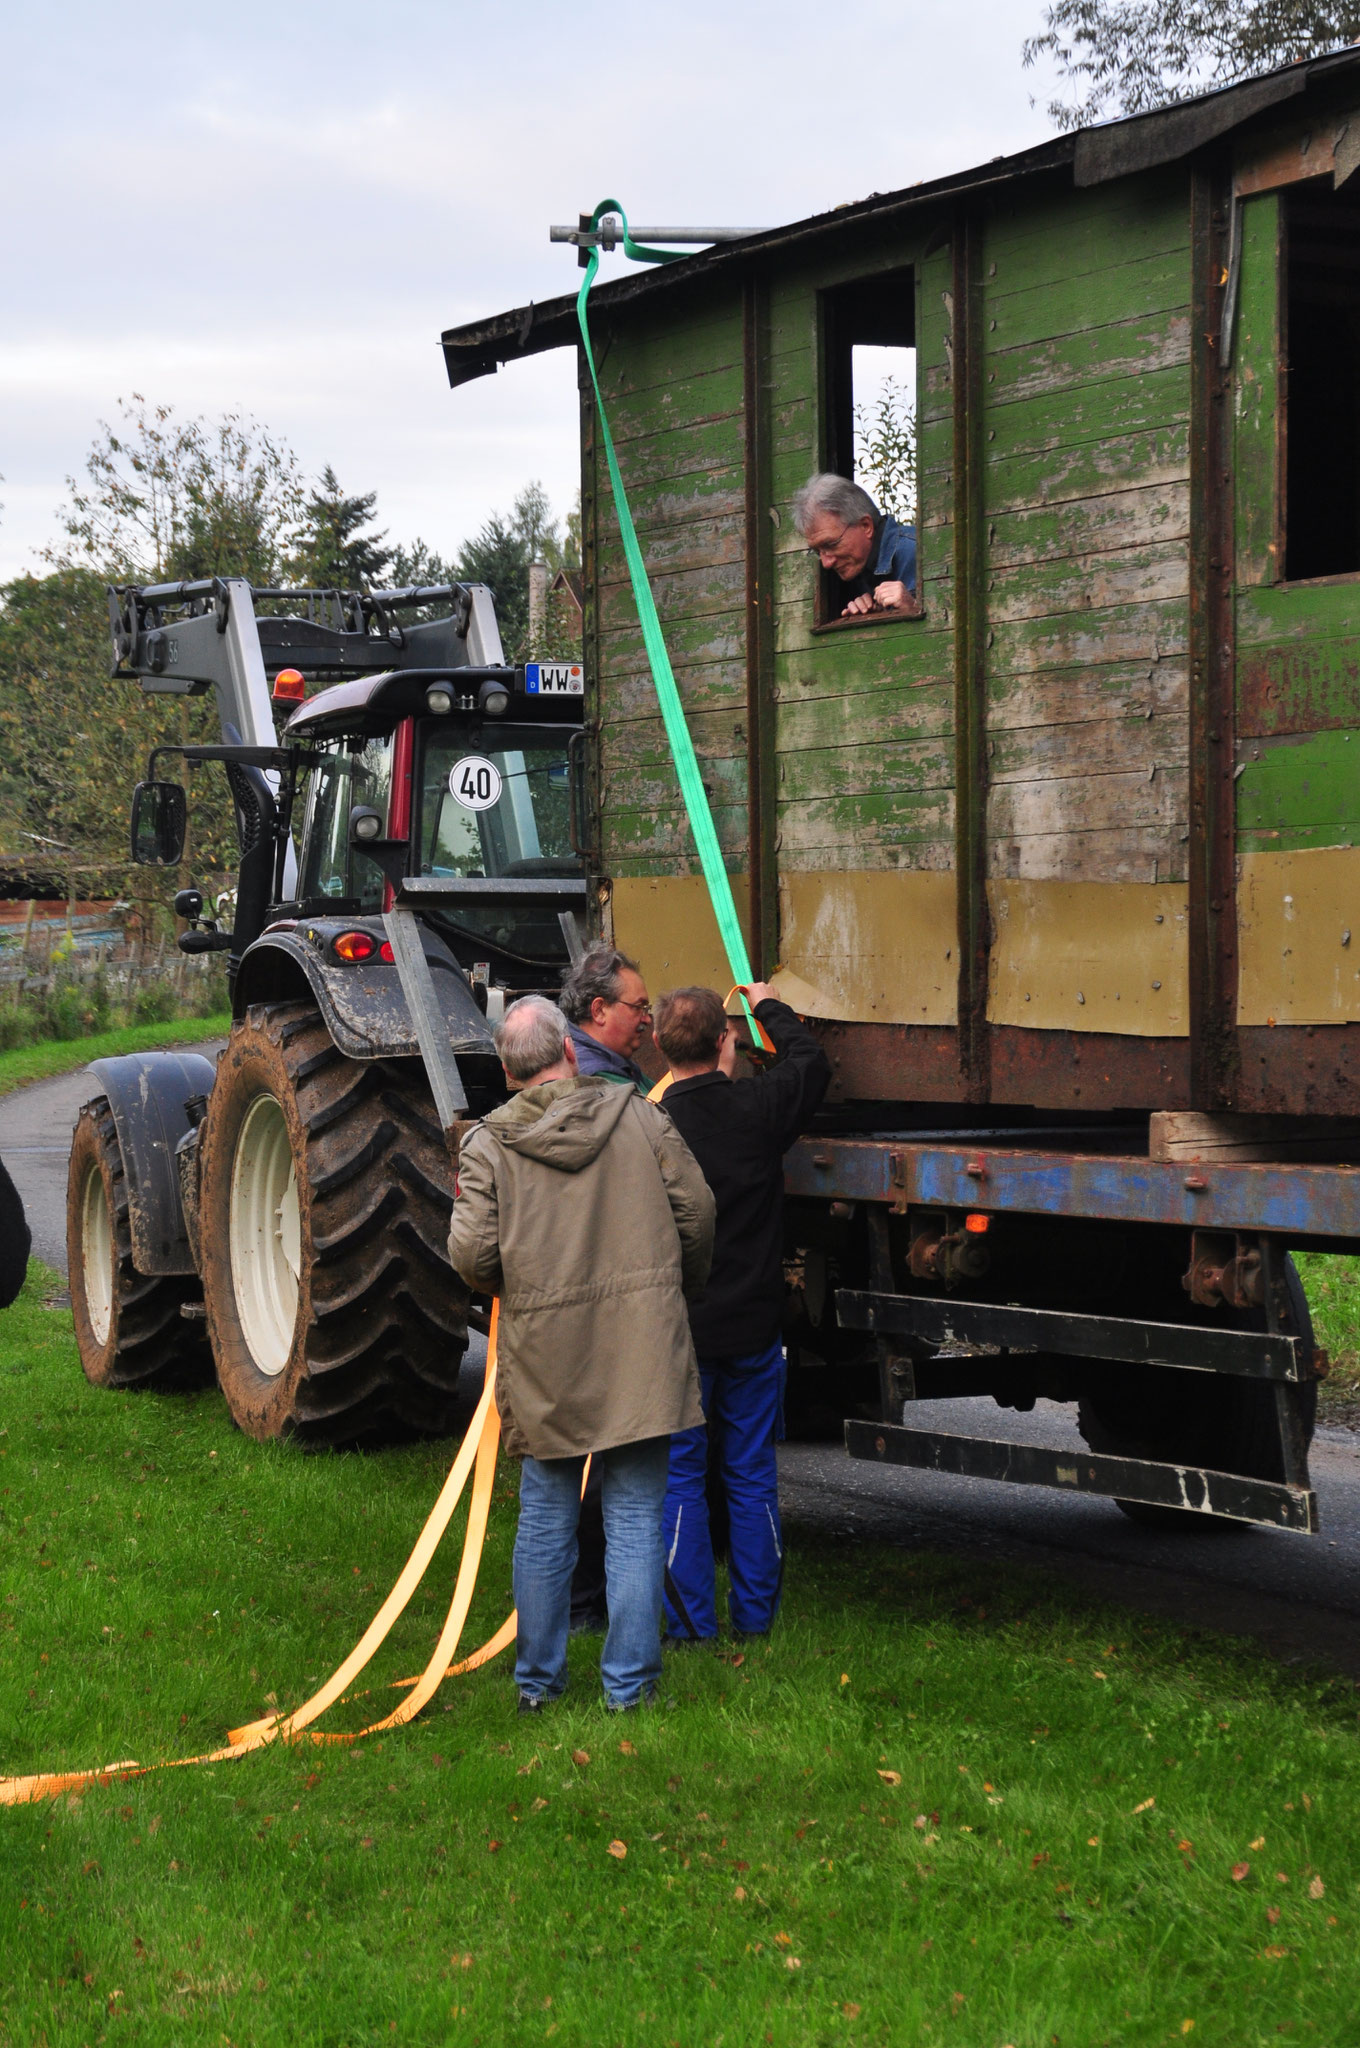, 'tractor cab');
282,661,587,988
